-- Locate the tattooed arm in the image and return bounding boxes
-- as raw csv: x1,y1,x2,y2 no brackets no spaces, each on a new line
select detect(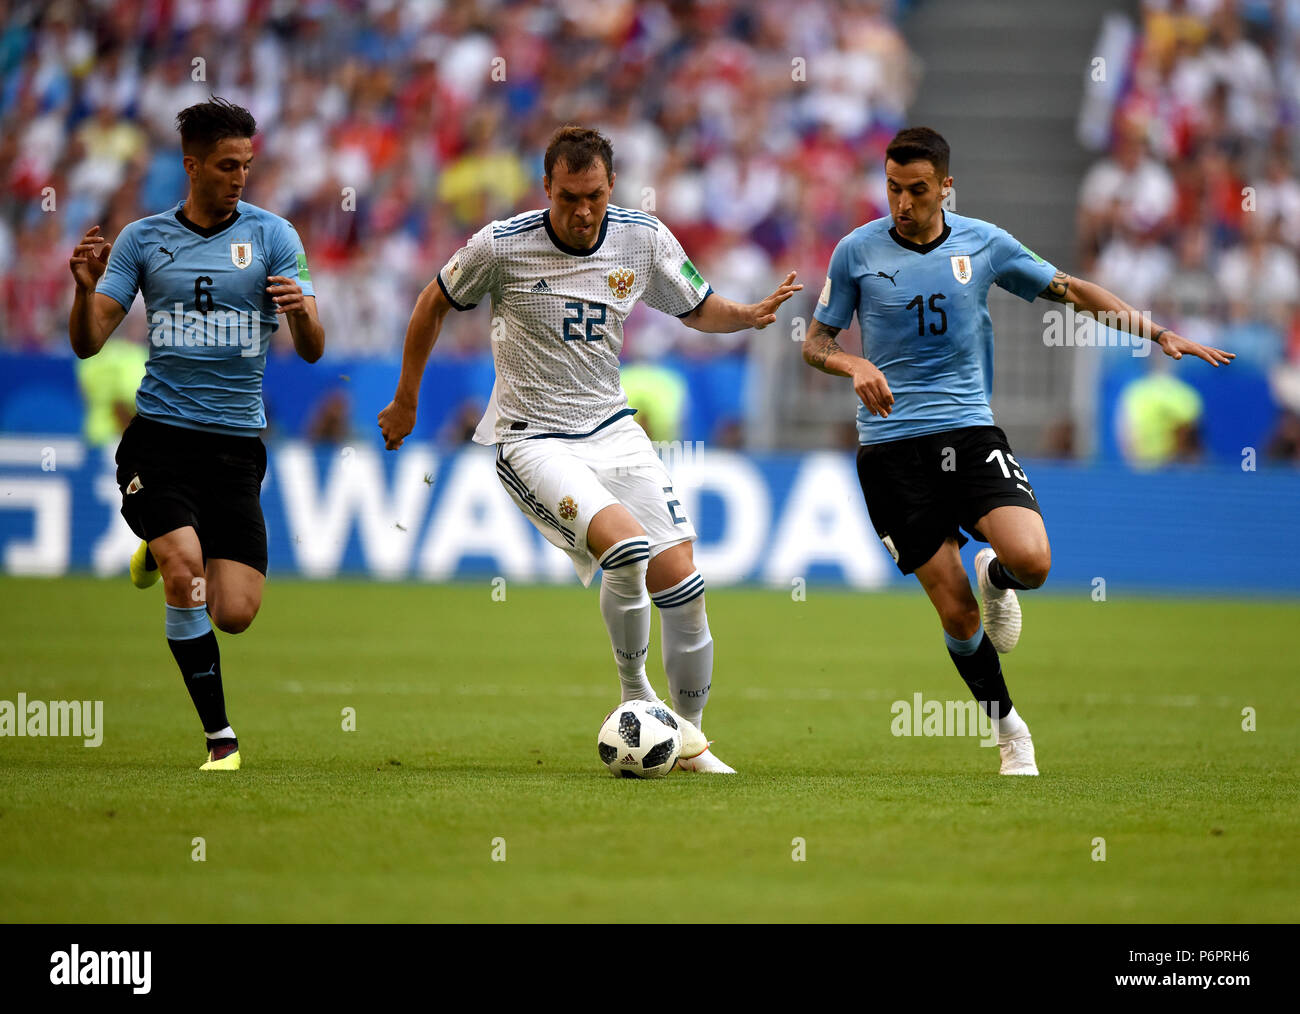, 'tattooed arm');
802,319,895,418
802,319,855,374
1038,270,1234,366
